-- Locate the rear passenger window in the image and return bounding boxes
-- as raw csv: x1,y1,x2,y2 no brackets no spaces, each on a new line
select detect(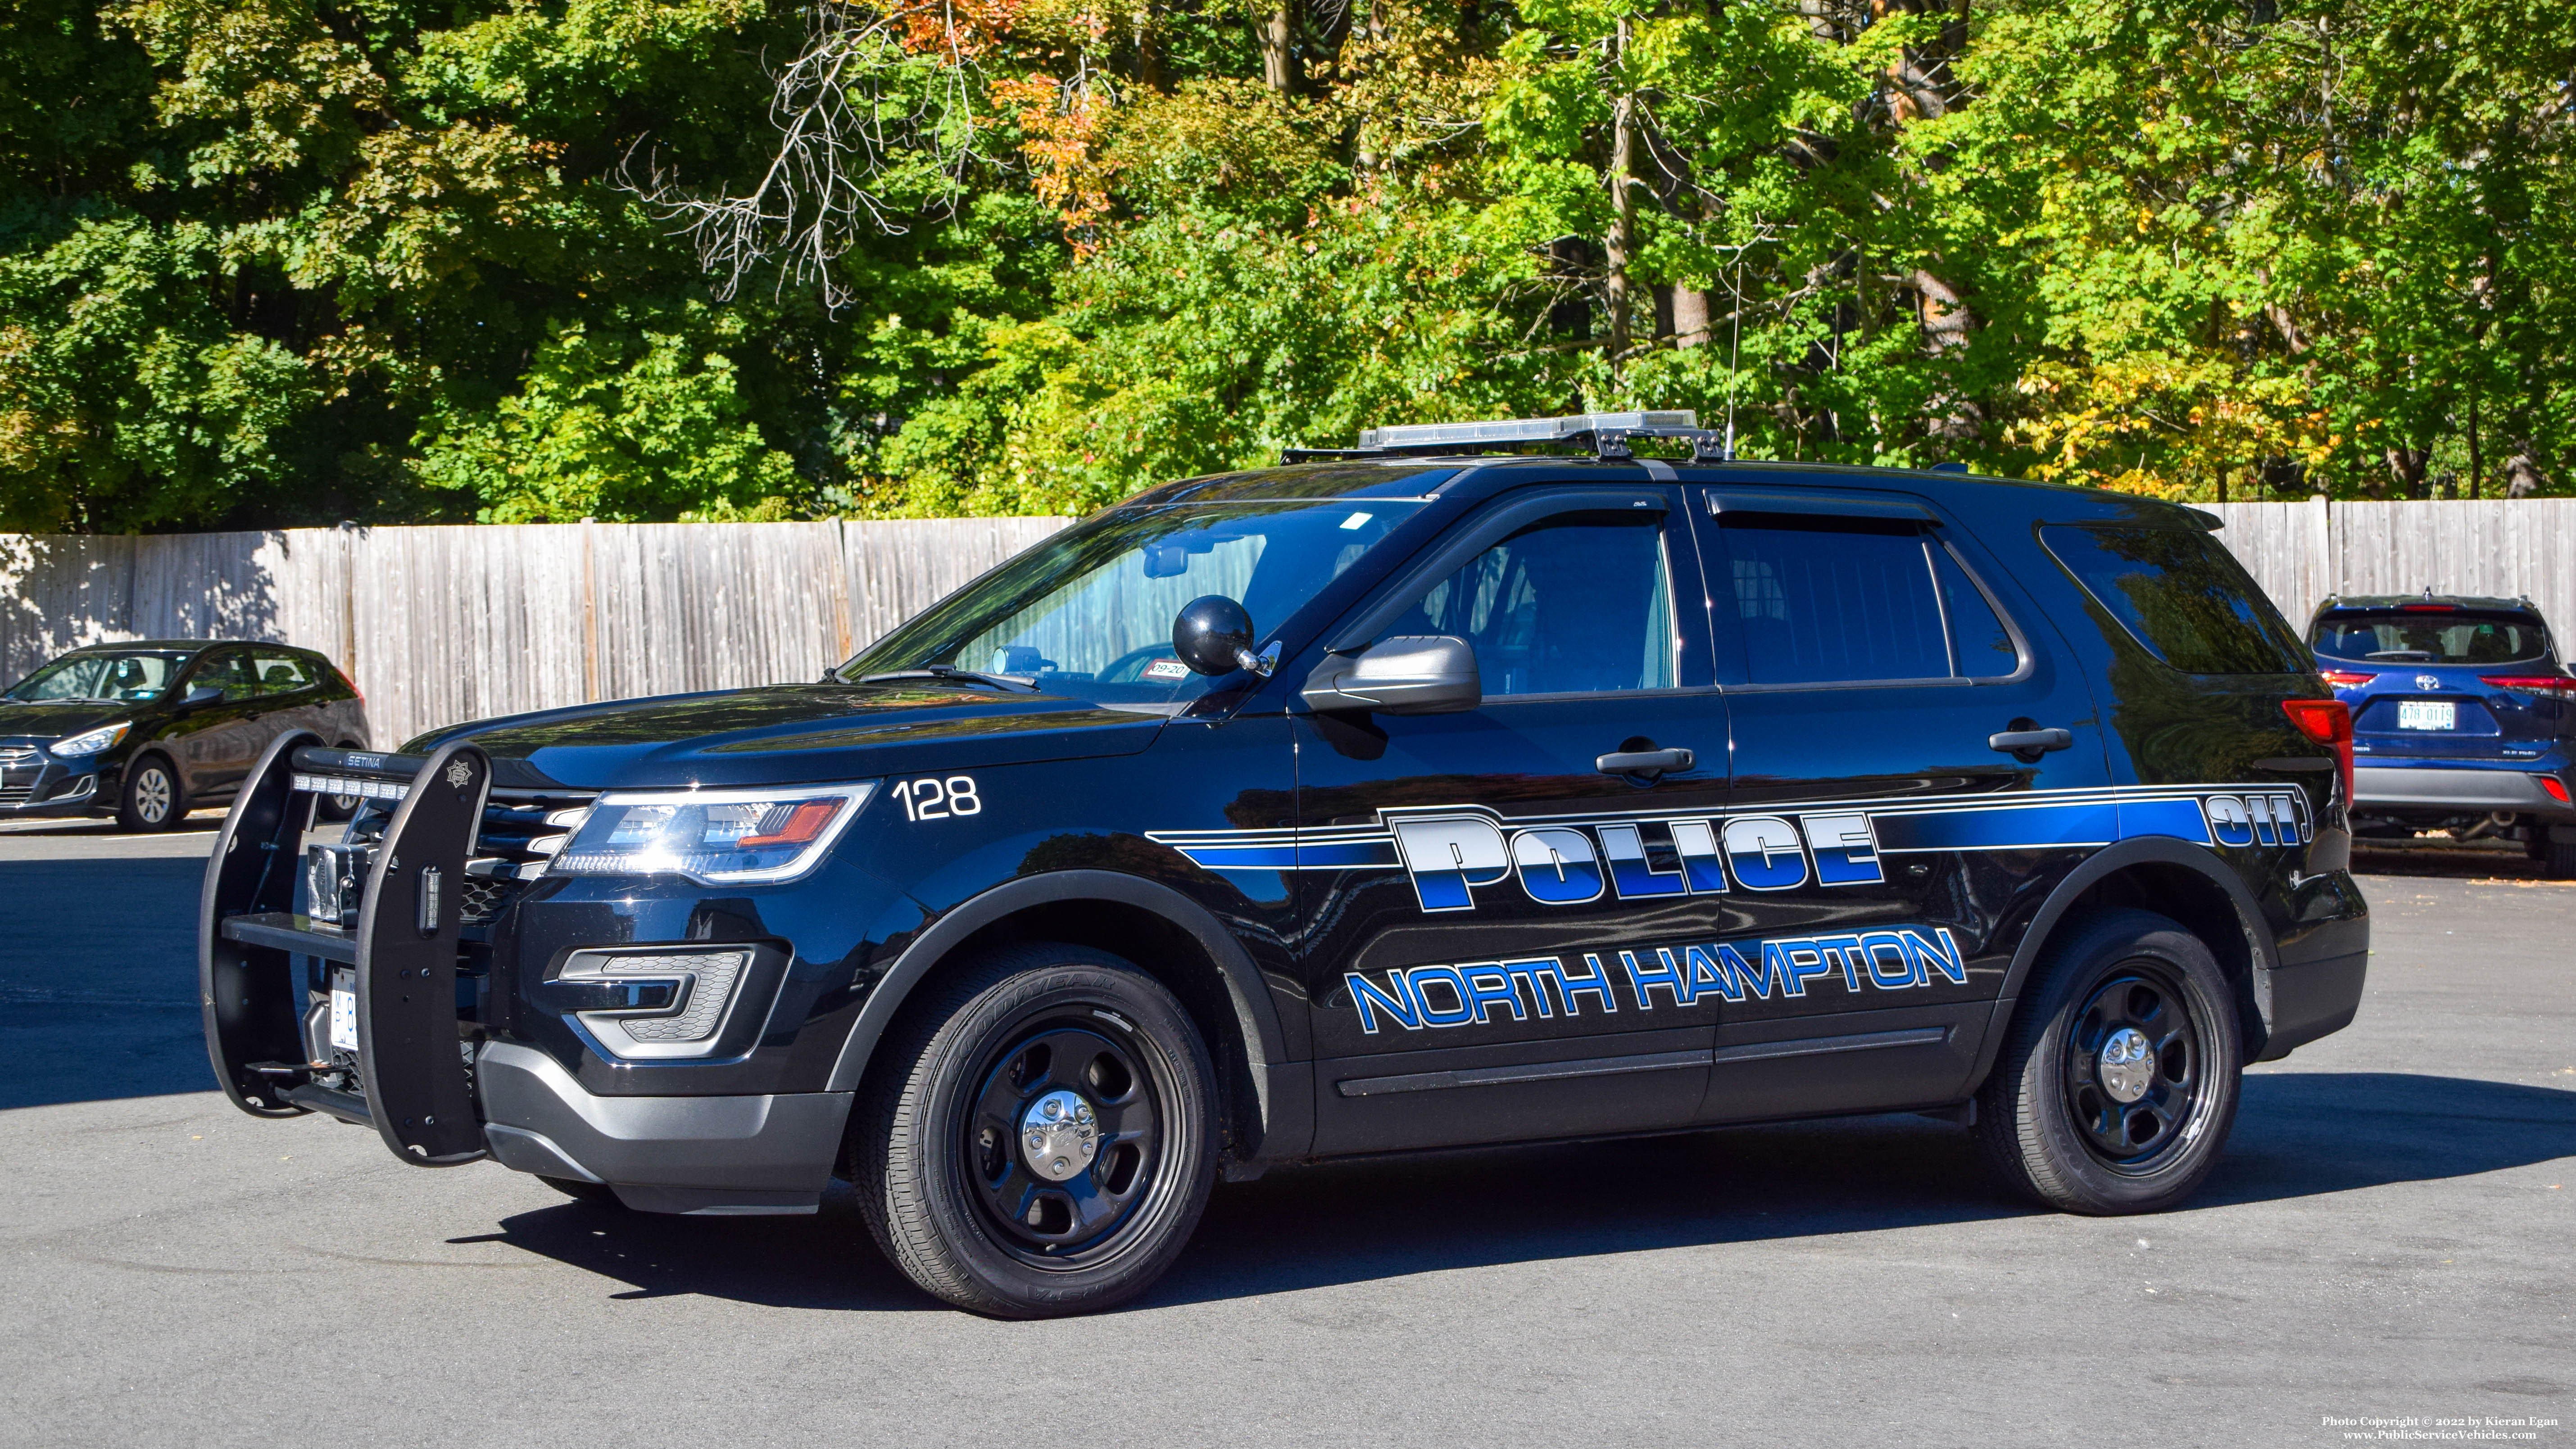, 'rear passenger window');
2042,525,2305,675
251,652,317,694
1720,517,2019,684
